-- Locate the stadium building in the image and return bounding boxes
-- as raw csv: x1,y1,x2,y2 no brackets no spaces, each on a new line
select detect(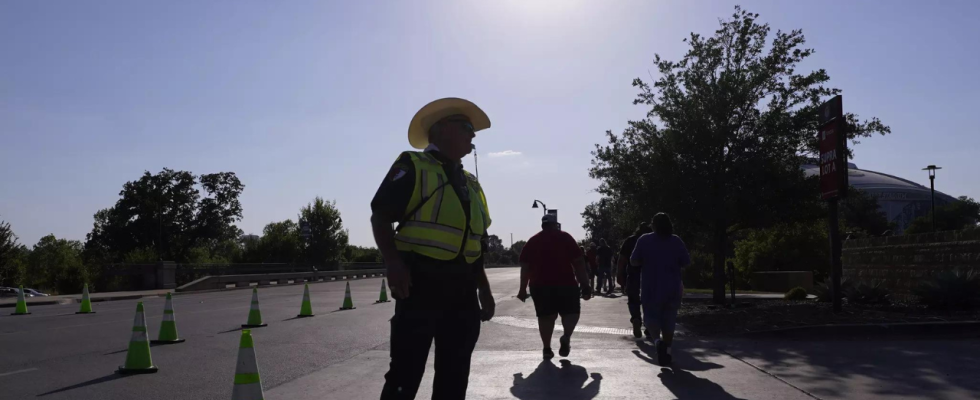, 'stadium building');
802,163,957,234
